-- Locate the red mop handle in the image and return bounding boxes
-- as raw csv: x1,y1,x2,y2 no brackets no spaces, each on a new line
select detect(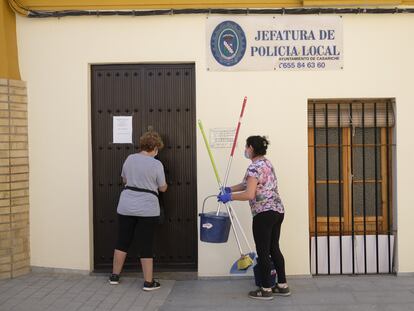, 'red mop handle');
230,96,247,157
